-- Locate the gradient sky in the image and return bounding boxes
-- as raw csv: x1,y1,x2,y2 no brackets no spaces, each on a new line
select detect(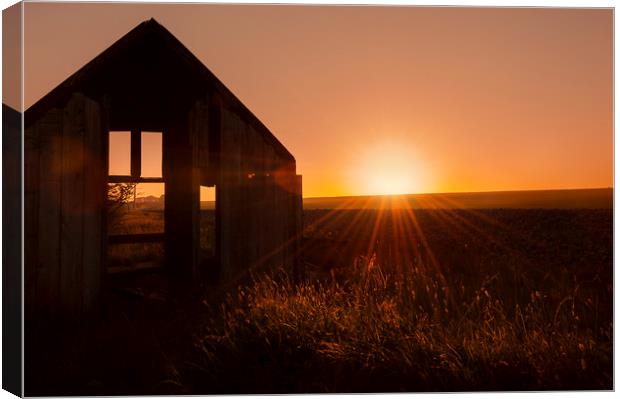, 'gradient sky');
19,3,613,198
